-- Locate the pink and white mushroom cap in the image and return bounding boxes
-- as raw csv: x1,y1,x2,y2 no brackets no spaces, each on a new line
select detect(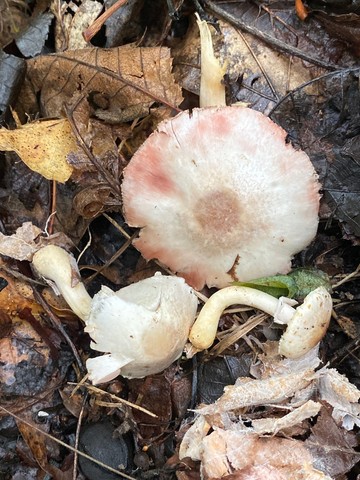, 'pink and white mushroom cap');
122,106,320,290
